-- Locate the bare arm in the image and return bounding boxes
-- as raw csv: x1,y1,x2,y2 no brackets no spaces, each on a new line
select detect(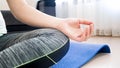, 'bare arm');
6,0,94,42
6,0,61,29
